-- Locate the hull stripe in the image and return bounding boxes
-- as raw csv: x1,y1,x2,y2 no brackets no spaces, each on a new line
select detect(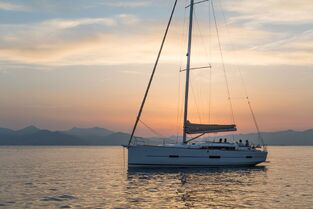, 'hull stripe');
128,163,259,167
145,155,264,159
